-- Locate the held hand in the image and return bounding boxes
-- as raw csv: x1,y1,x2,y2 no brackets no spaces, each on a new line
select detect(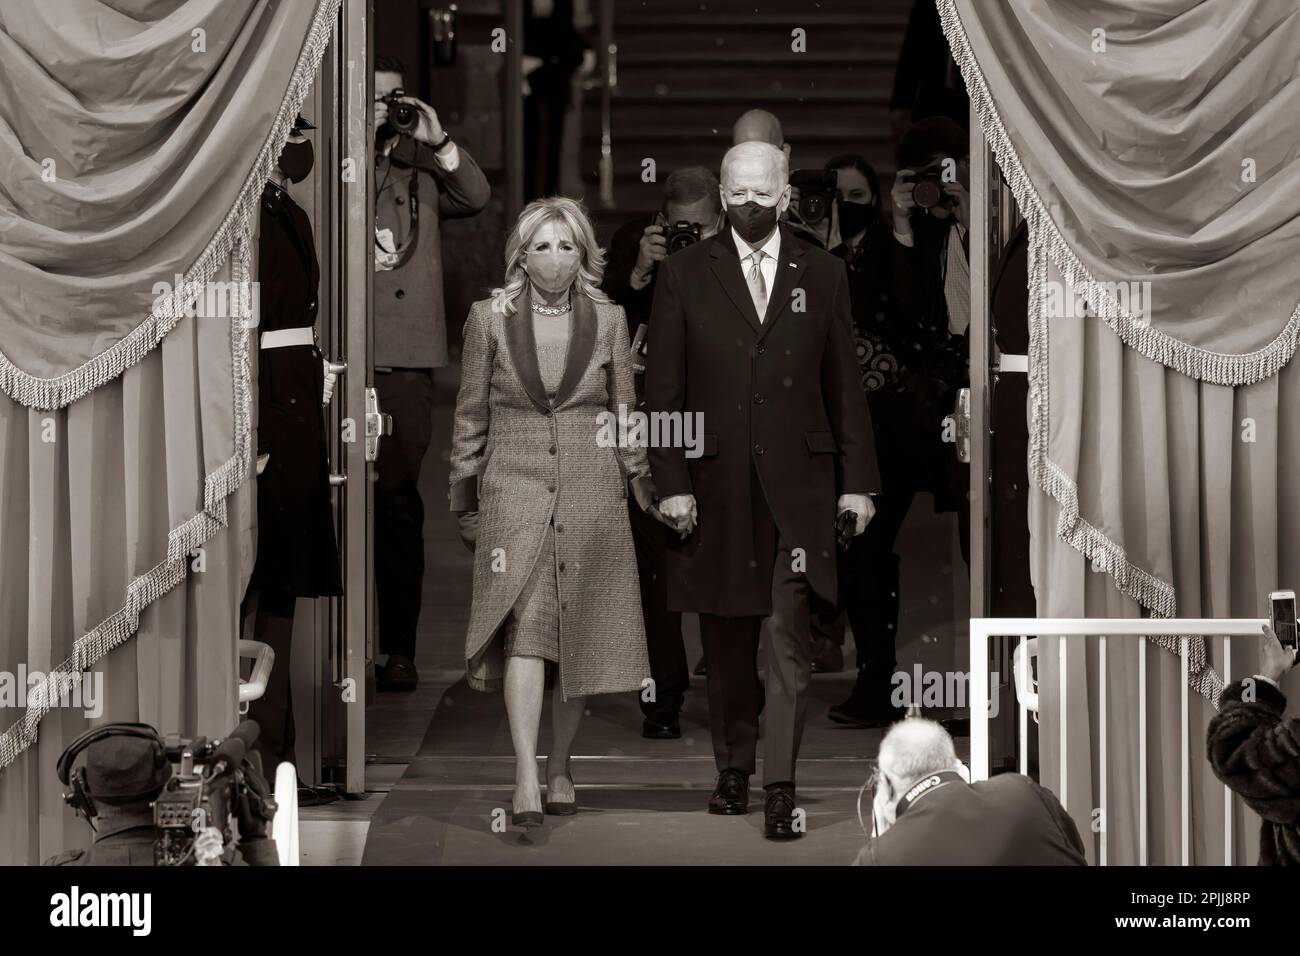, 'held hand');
891,169,917,238
658,493,697,539
1259,624,1297,684
838,494,875,536
647,503,679,530
632,225,668,288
